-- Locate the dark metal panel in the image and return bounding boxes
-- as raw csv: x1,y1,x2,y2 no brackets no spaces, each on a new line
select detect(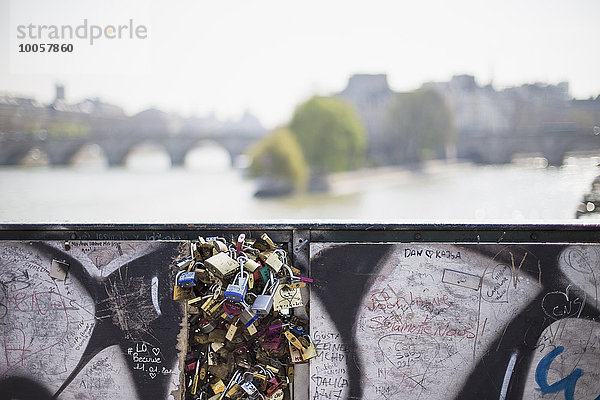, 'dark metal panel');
0,224,294,242
1,223,600,243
